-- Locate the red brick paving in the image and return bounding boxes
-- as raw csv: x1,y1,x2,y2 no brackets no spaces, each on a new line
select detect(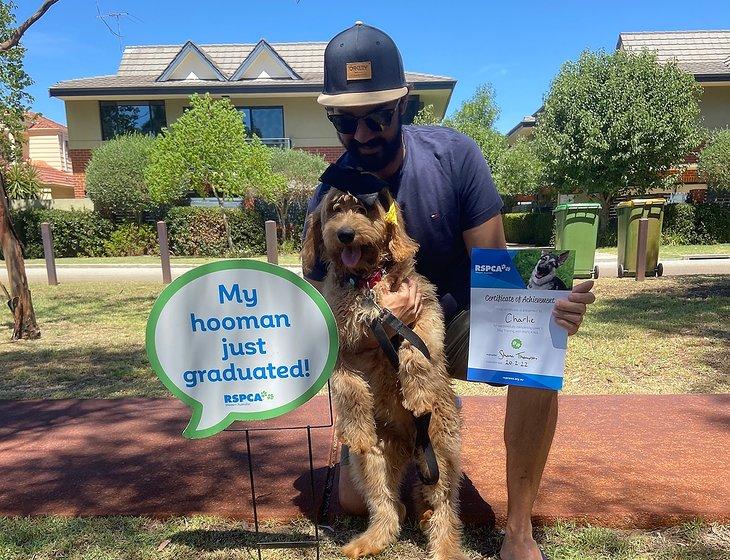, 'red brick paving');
0,395,727,528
